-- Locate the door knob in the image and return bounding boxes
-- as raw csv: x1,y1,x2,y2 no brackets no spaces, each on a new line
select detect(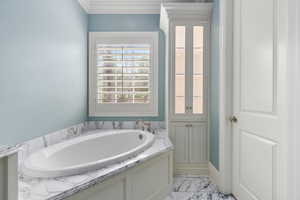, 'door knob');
229,116,238,123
